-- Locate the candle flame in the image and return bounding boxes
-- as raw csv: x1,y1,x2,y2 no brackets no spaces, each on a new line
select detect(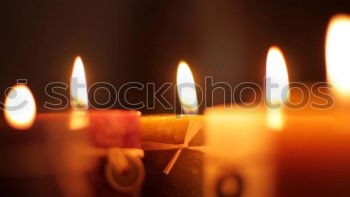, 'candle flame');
265,46,289,130
266,46,290,105
4,85,36,130
70,56,89,129
326,14,350,97
70,56,88,110
176,61,198,114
